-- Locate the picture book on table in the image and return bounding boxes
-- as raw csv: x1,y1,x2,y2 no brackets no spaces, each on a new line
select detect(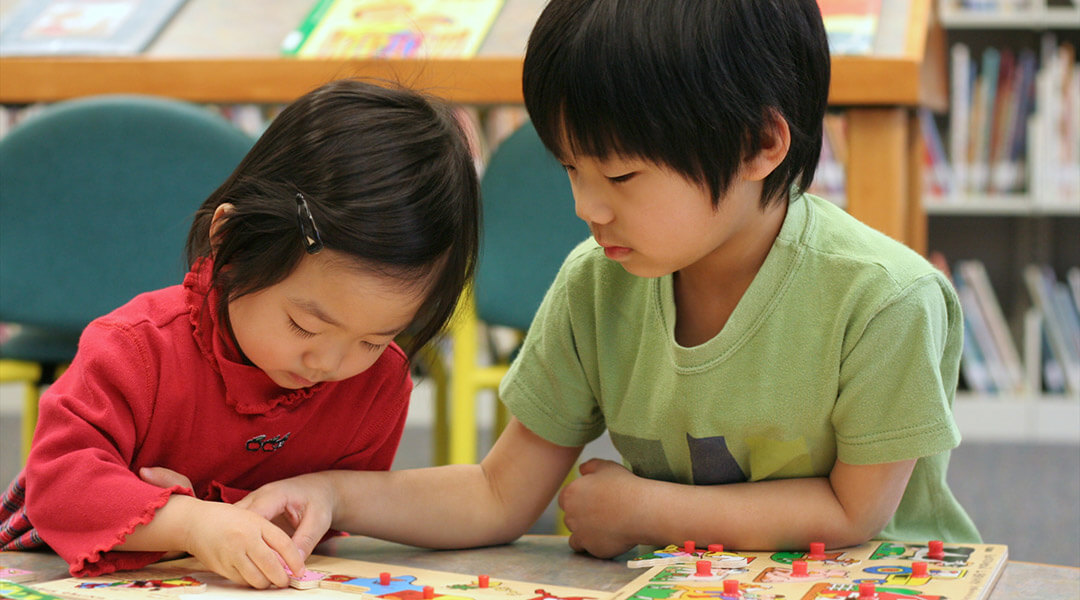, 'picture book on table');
0,0,187,56
282,0,506,59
